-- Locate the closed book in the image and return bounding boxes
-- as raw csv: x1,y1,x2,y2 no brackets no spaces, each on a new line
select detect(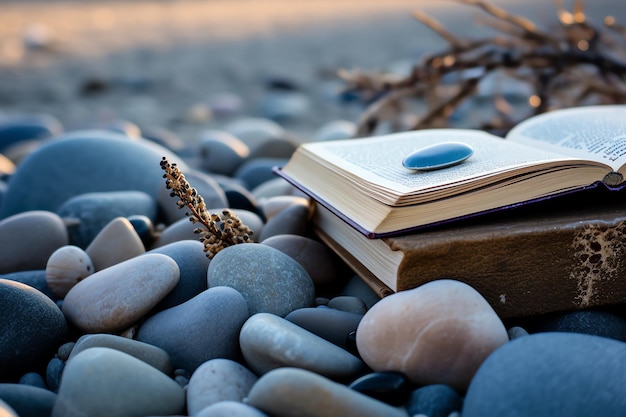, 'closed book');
314,197,626,318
